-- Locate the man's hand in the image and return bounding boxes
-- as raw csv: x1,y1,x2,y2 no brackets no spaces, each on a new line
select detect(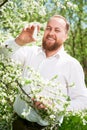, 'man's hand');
32,98,46,110
15,23,40,46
